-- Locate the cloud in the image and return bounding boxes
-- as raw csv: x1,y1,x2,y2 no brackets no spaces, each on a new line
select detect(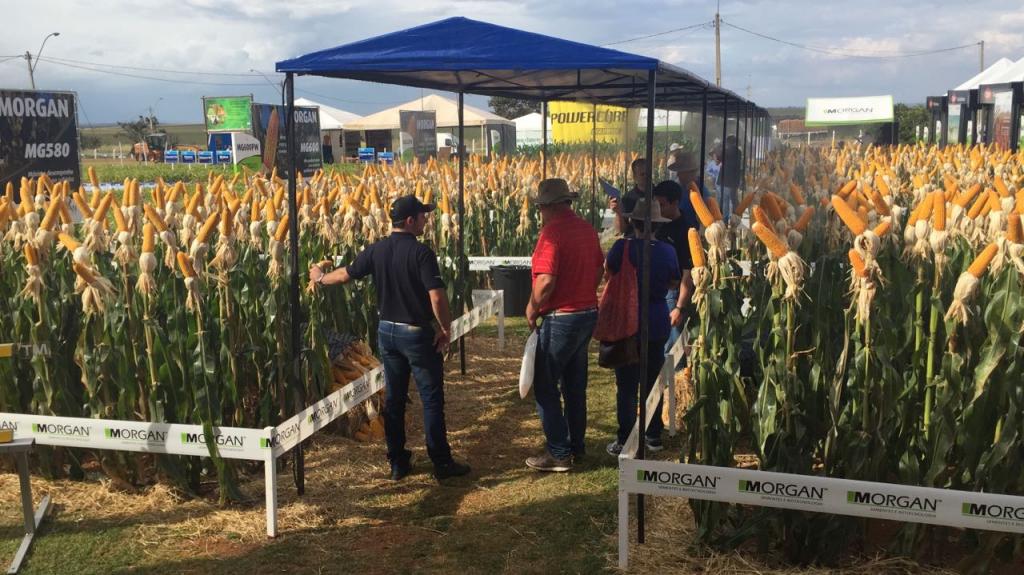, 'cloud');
2,0,1024,121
